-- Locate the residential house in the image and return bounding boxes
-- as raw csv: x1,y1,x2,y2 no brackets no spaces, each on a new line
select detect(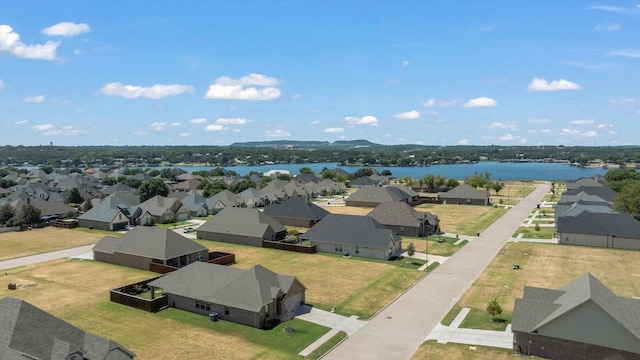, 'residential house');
172,178,202,192
349,176,380,188
179,192,209,217
512,273,640,359
563,186,618,203
138,195,190,225
239,187,270,208
0,296,136,359
566,176,605,191
207,189,244,210
557,211,640,251
78,196,135,231
93,226,209,270
345,186,414,207
263,197,330,227
368,201,439,237
300,214,402,260
438,184,490,205
148,262,306,329
197,208,286,247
